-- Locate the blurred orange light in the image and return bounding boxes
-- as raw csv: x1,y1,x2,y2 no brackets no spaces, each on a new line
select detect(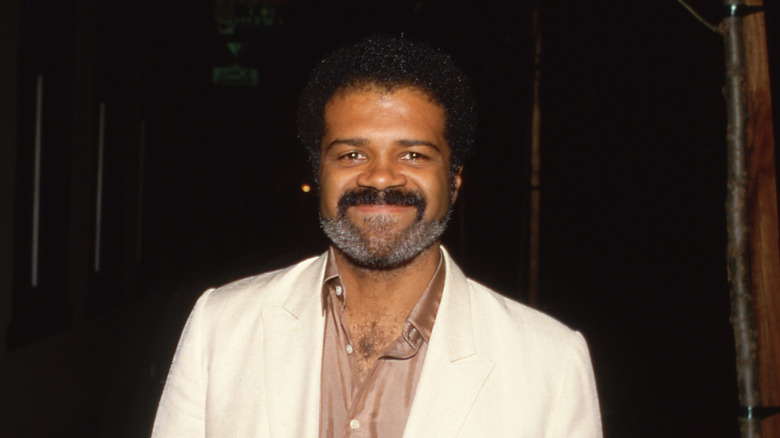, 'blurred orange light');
301,184,311,193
